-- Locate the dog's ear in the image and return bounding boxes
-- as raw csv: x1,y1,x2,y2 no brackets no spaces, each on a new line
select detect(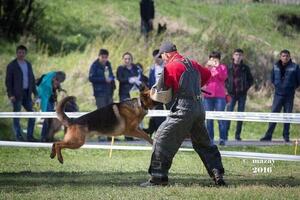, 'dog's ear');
138,82,149,92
